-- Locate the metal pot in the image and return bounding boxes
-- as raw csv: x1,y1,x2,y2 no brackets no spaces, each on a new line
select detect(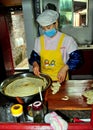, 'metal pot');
0,72,52,104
